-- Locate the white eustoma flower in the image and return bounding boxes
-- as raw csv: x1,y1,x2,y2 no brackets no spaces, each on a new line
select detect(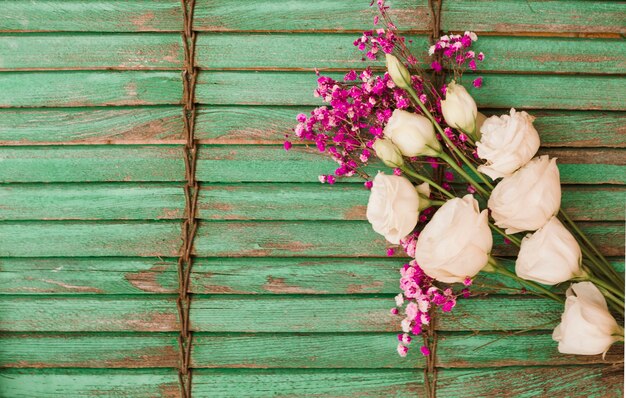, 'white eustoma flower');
366,173,430,244
415,195,492,283
553,282,621,355
489,155,561,234
477,109,541,180
385,54,411,90
372,138,404,167
441,80,477,134
516,217,584,285
384,109,441,157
